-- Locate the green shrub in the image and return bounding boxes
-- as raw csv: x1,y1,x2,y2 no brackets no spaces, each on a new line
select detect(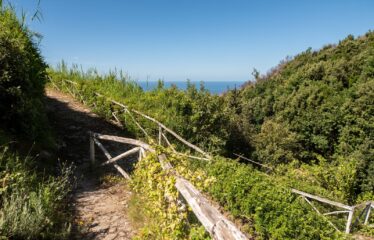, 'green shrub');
226,31,374,201
202,158,345,239
0,5,48,140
